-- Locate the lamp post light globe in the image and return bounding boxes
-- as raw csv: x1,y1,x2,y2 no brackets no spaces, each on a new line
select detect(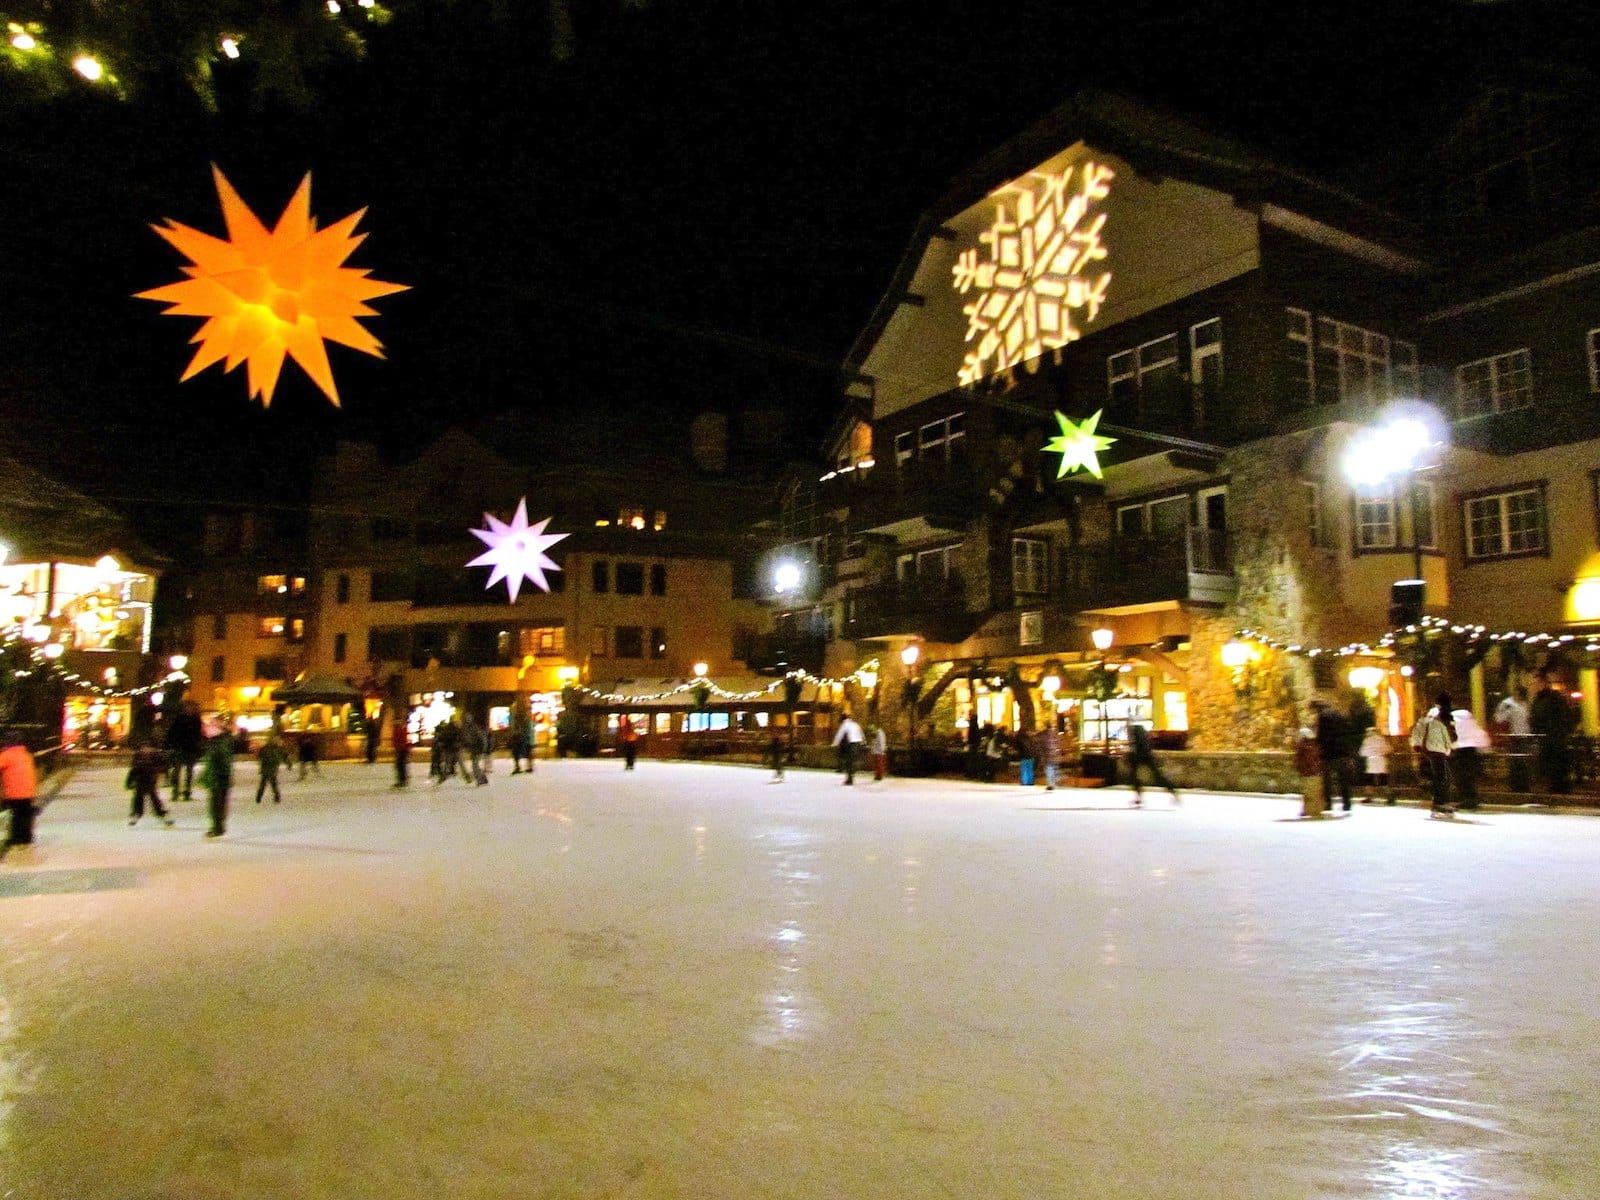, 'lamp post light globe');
772,561,802,595
900,644,921,668
168,653,189,672
1090,627,1114,652
692,661,708,678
